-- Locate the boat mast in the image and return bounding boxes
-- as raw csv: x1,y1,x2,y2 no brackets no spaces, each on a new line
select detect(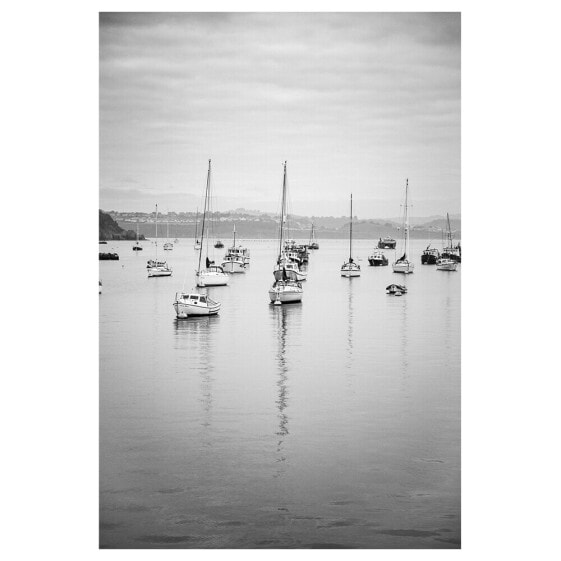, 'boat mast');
446,212,453,248
233,223,236,247
278,161,287,261
155,204,158,260
349,194,353,261
197,160,211,275
194,208,199,241
404,179,409,259
136,220,139,244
